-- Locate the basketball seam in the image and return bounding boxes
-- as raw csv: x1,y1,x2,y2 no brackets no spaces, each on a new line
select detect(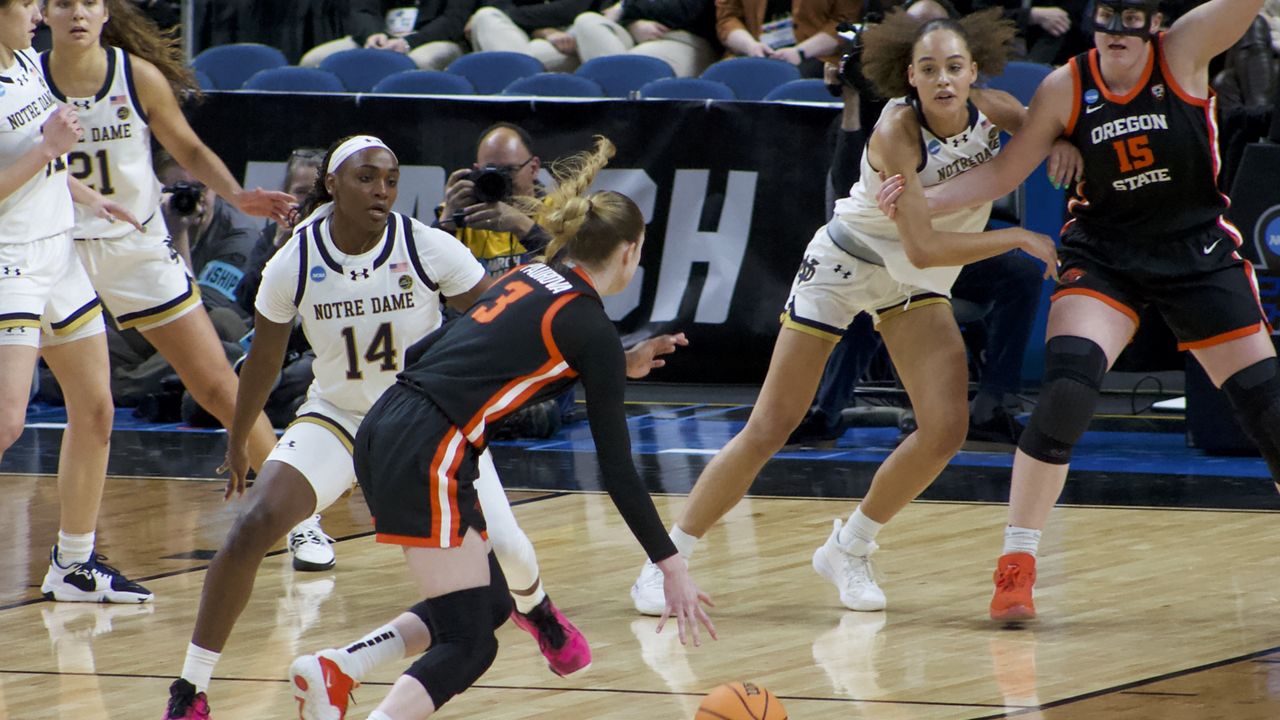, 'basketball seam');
730,684,759,719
